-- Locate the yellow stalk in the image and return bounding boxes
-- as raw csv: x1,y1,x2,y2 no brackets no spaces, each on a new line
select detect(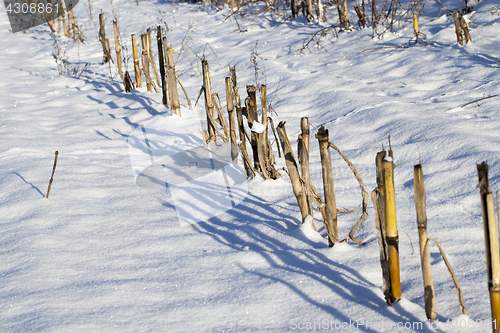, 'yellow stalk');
383,159,401,300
